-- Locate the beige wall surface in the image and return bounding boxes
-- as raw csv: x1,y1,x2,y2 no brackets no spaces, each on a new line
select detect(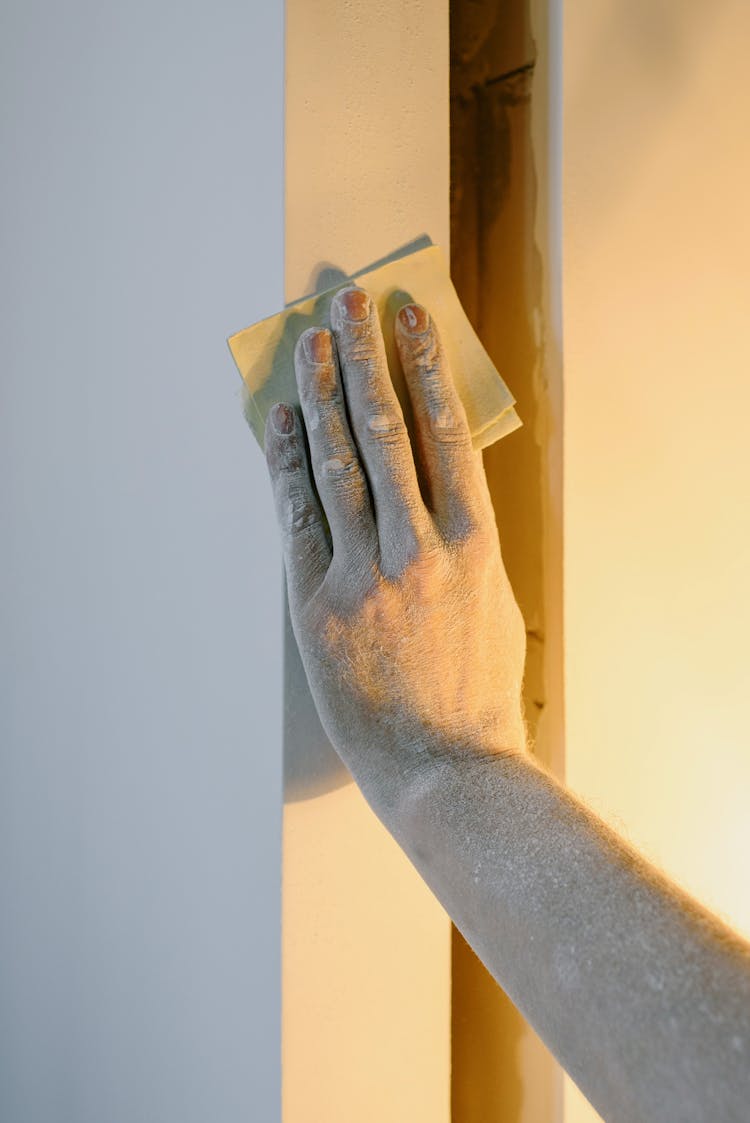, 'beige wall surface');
562,2,750,1120
283,2,451,1120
